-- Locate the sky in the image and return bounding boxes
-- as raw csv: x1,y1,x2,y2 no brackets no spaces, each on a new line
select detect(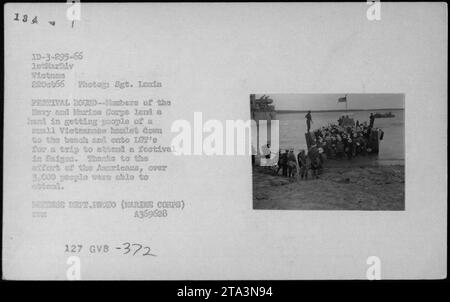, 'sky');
255,94,405,111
